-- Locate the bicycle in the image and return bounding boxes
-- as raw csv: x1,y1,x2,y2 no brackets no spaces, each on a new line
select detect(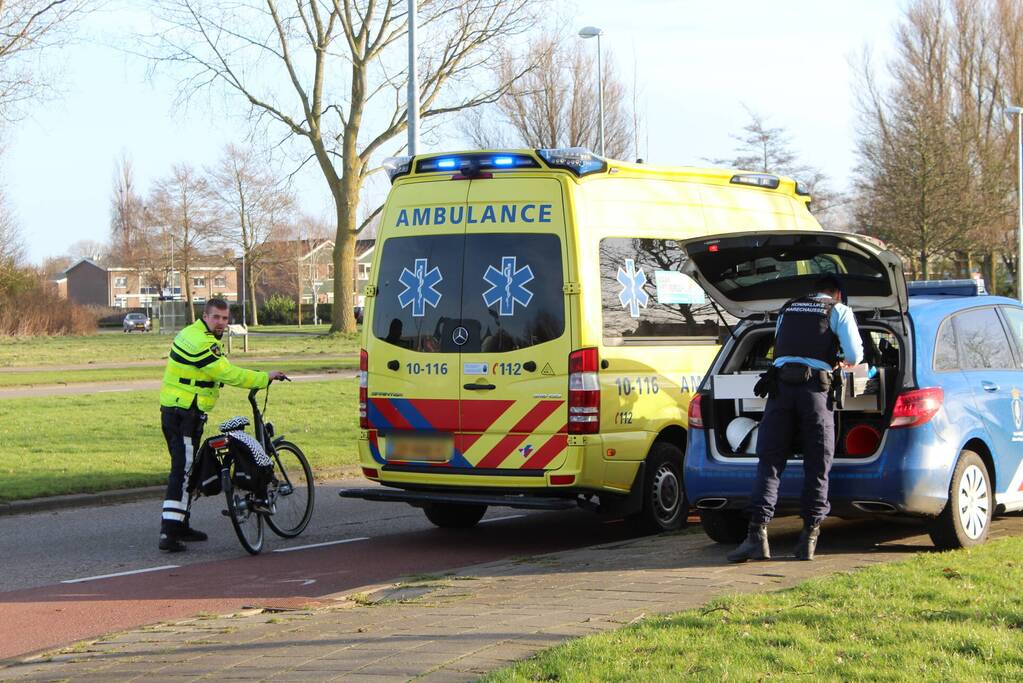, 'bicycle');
191,378,315,555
